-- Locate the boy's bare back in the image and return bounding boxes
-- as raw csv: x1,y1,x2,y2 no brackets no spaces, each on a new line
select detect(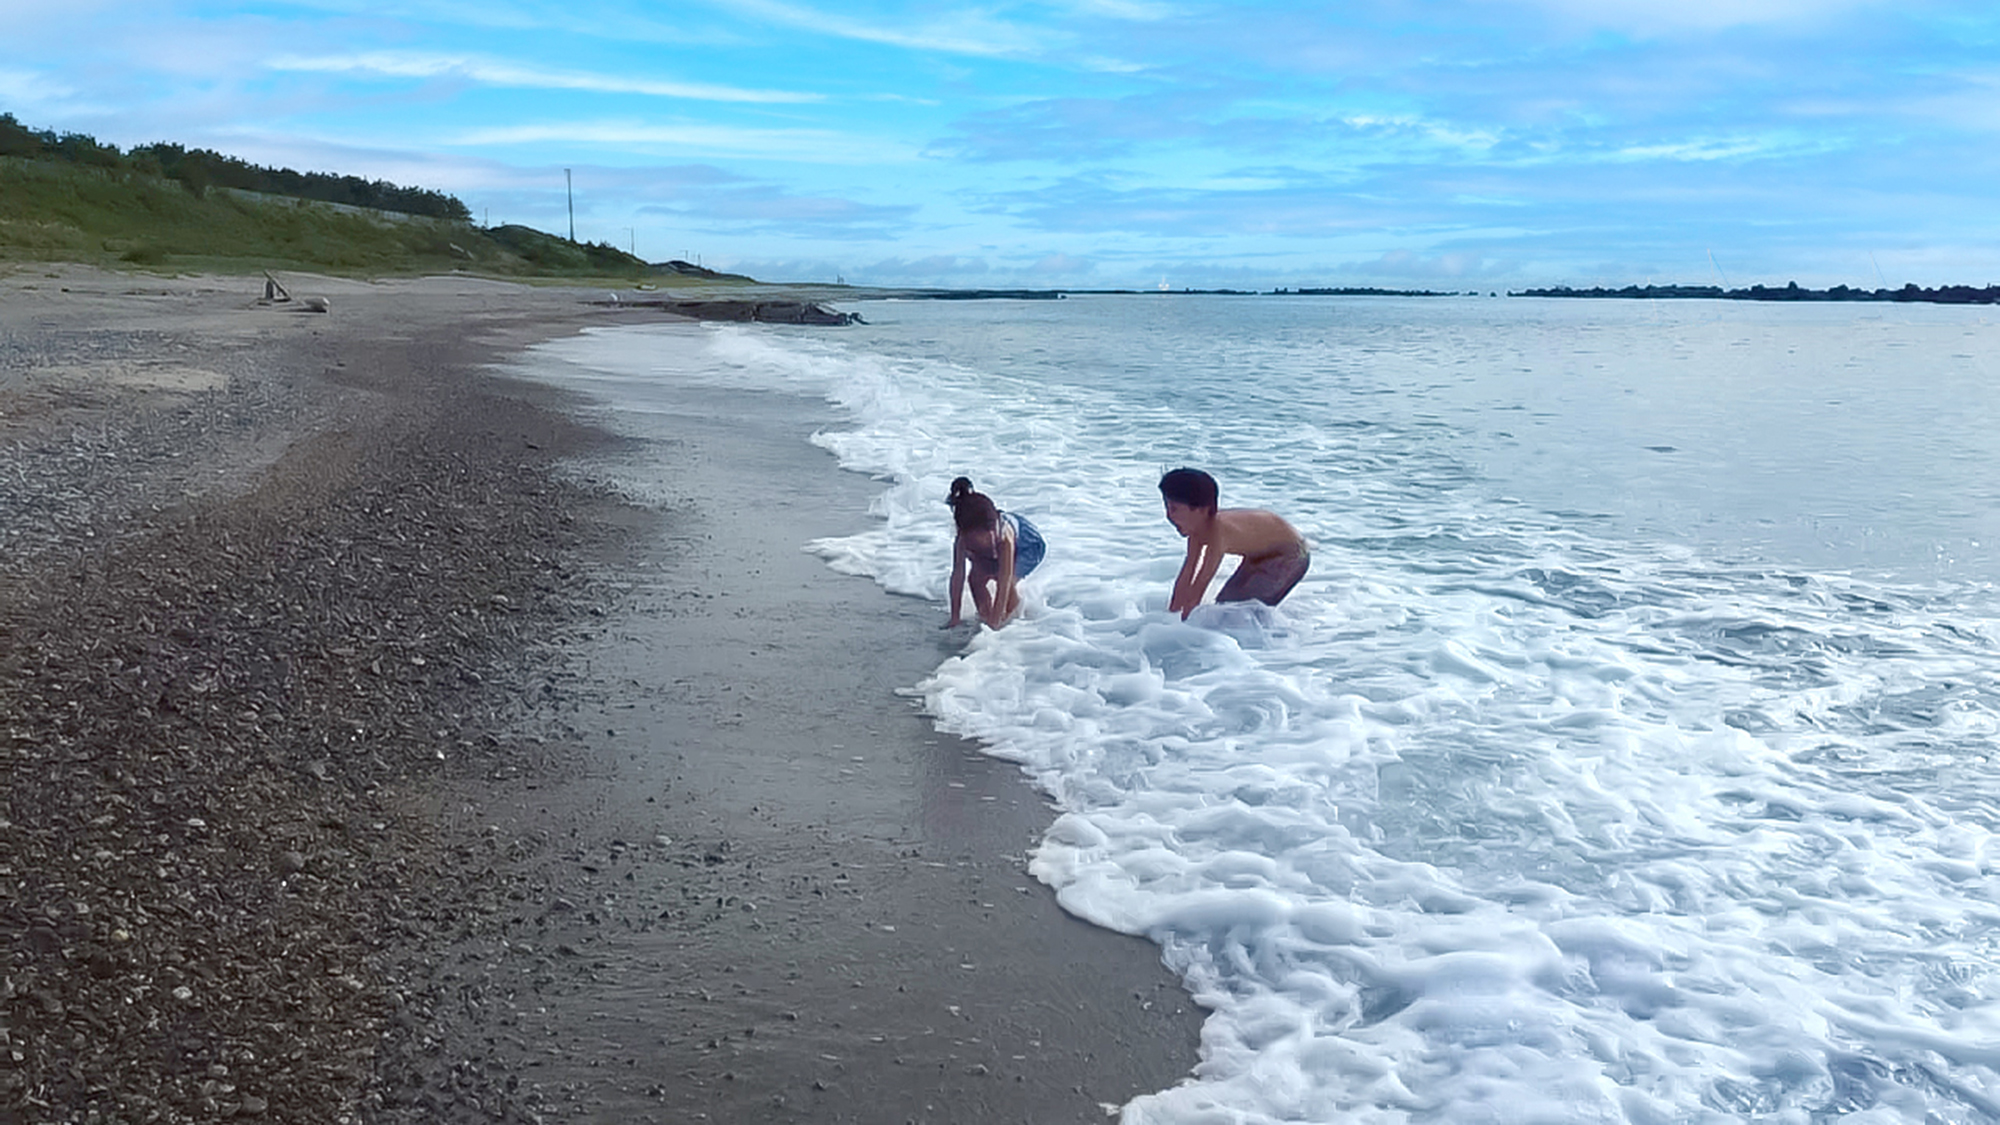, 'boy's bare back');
1208,508,1305,560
